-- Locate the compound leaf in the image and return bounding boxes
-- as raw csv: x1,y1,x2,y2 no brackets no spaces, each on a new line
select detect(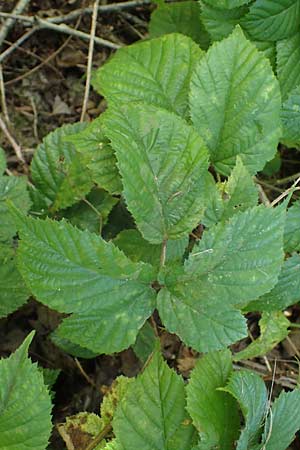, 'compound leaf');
102,104,209,244
277,32,300,100
190,26,281,175
0,175,31,242
233,311,290,360
223,370,267,450
186,350,239,449
0,332,52,450
158,205,285,352
0,245,29,318
241,0,300,41
93,34,204,119
149,2,210,49
114,348,195,450
246,254,300,312
66,117,122,195
30,123,93,212
14,213,156,354
261,389,300,450
281,86,300,148
200,2,249,41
